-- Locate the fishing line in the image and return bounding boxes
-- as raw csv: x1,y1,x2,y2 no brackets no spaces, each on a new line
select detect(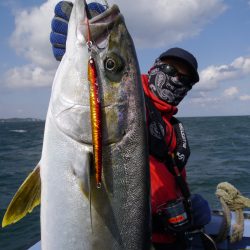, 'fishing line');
103,0,109,9
87,155,93,233
95,0,108,13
